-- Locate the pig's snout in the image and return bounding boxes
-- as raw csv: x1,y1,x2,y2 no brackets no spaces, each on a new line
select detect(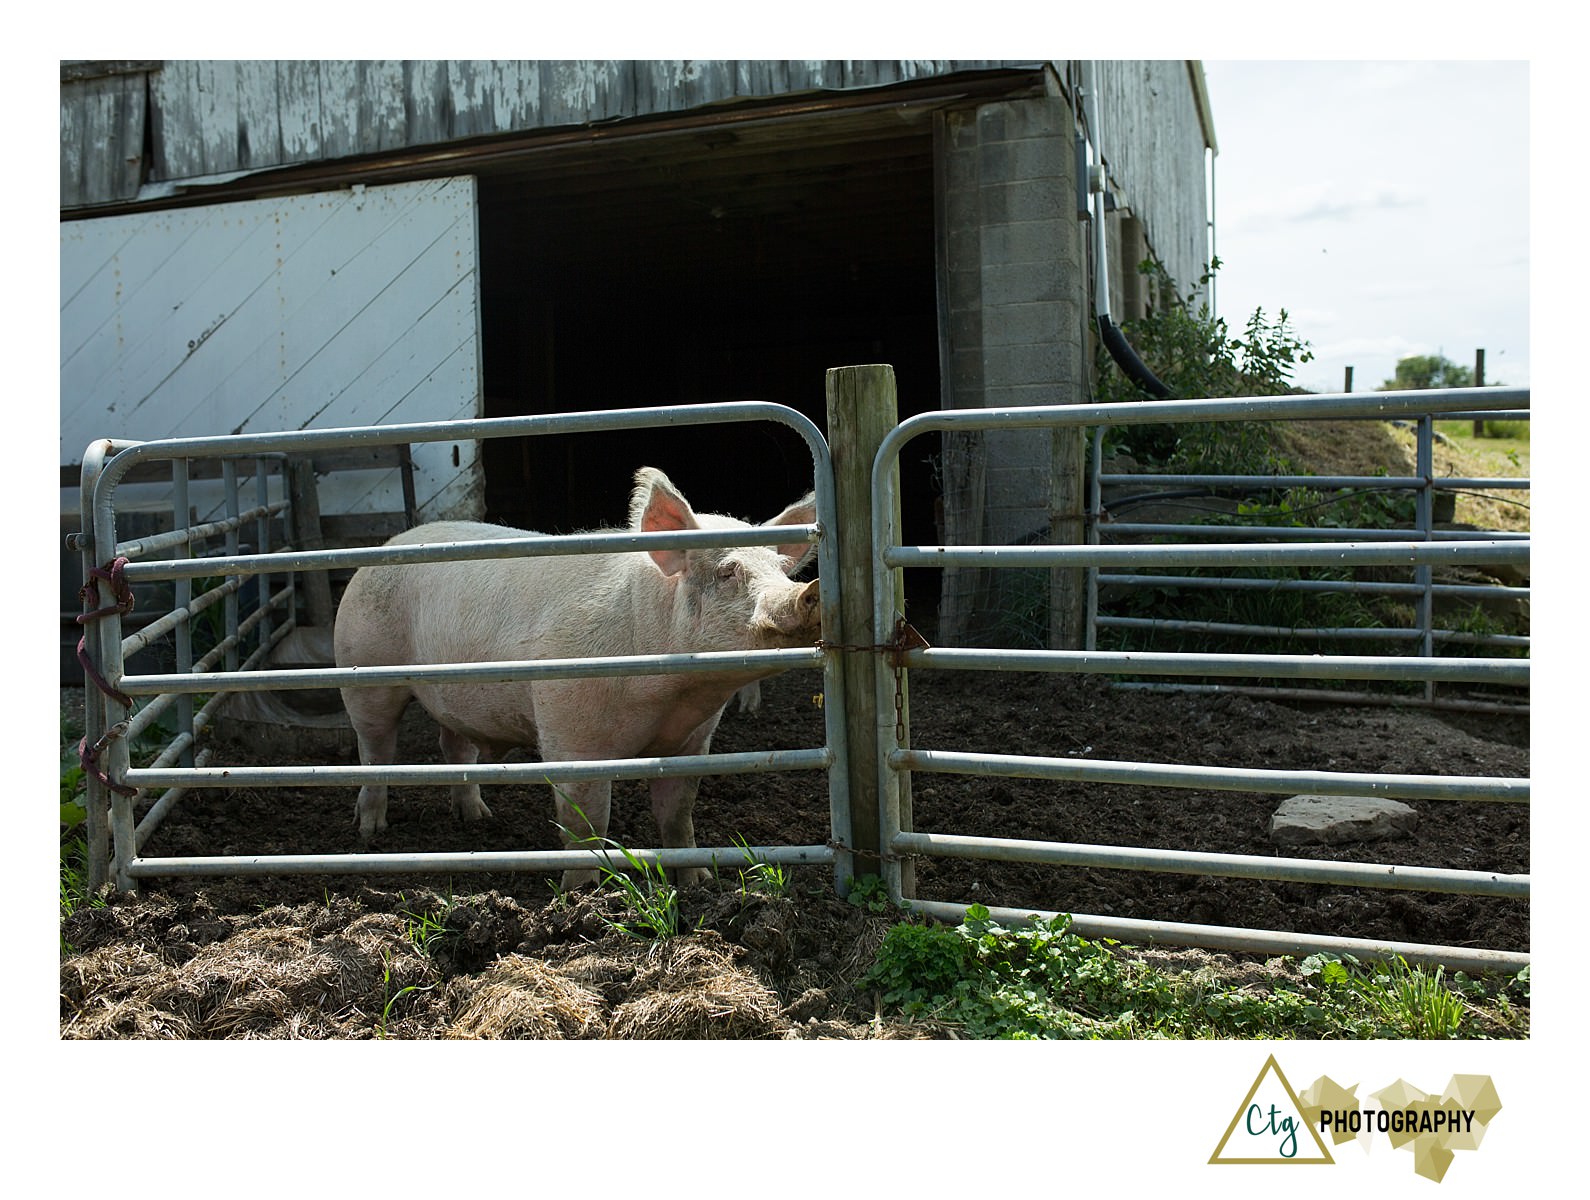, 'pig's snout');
761,578,822,639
